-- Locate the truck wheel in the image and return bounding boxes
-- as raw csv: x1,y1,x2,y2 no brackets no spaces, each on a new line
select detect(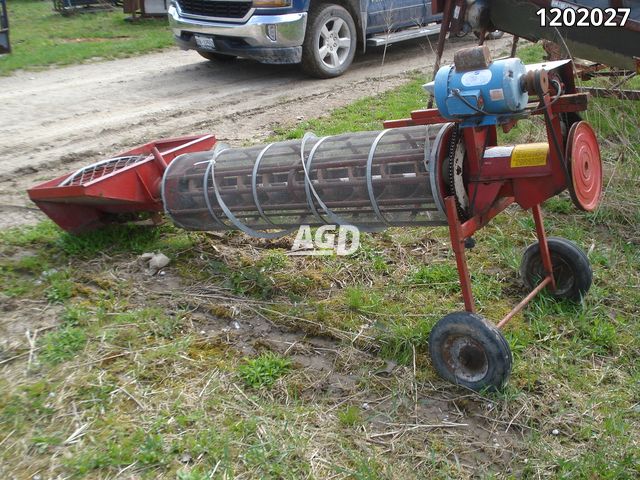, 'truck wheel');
198,51,237,62
302,4,356,78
